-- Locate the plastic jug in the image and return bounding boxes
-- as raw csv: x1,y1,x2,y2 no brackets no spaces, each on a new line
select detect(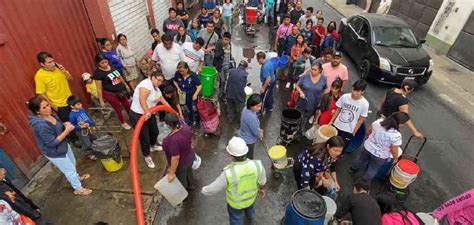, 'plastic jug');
154,176,188,206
